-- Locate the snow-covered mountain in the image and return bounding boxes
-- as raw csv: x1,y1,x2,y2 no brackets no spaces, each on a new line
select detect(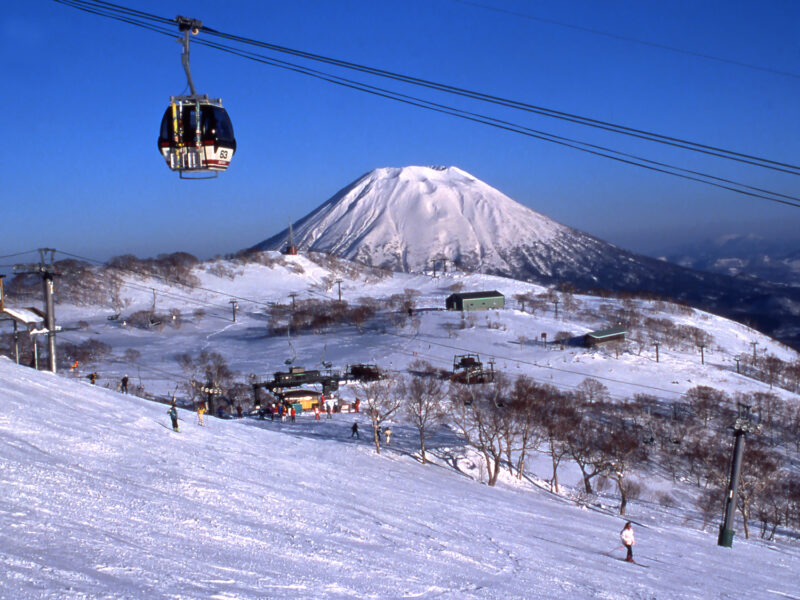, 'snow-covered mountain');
663,234,800,287
251,166,800,349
